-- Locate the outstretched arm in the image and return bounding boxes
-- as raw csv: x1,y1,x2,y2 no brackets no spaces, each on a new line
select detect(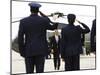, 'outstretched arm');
77,20,90,33
39,11,54,24
39,11,47,17
39,11,58,30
